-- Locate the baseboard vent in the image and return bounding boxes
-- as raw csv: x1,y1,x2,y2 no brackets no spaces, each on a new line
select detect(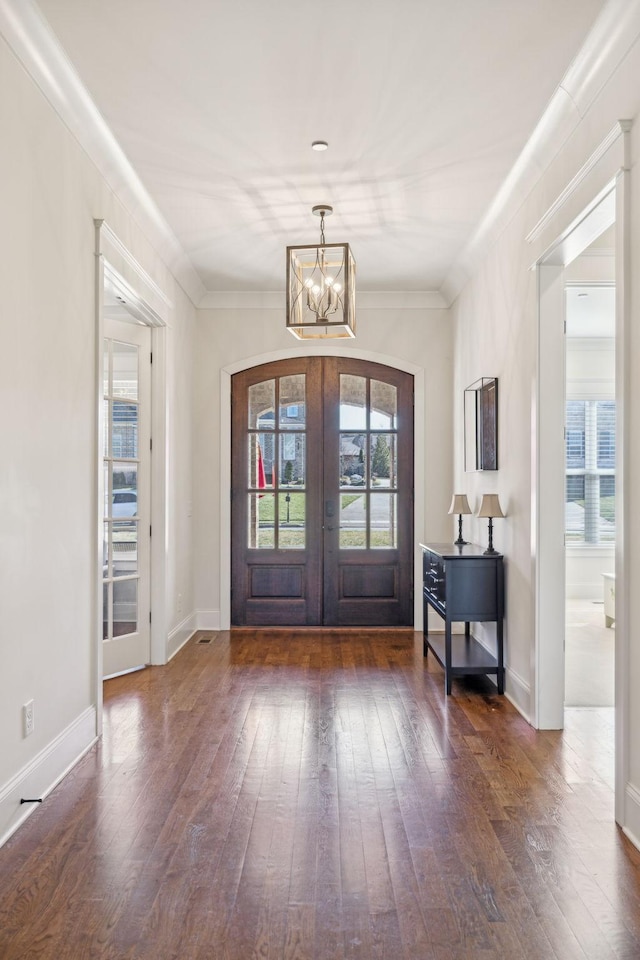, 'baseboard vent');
197,634,215,644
